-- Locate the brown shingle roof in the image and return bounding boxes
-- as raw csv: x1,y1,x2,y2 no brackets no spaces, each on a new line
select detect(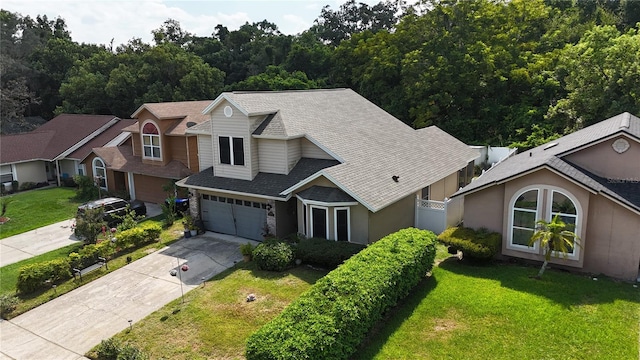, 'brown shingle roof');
67,119,136,161
130,100,213,136
93,146,192,179
1,114,118,164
